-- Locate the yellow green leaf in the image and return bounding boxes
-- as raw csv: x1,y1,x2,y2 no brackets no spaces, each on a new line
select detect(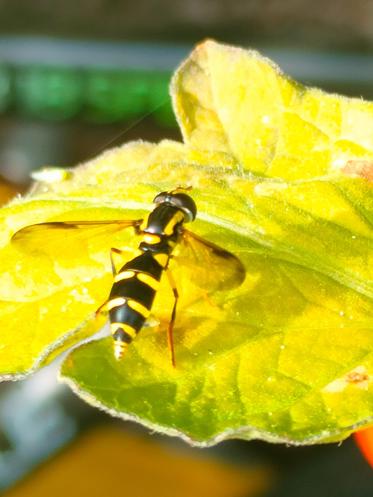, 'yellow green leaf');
1,41,373,445
172,40,373,180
